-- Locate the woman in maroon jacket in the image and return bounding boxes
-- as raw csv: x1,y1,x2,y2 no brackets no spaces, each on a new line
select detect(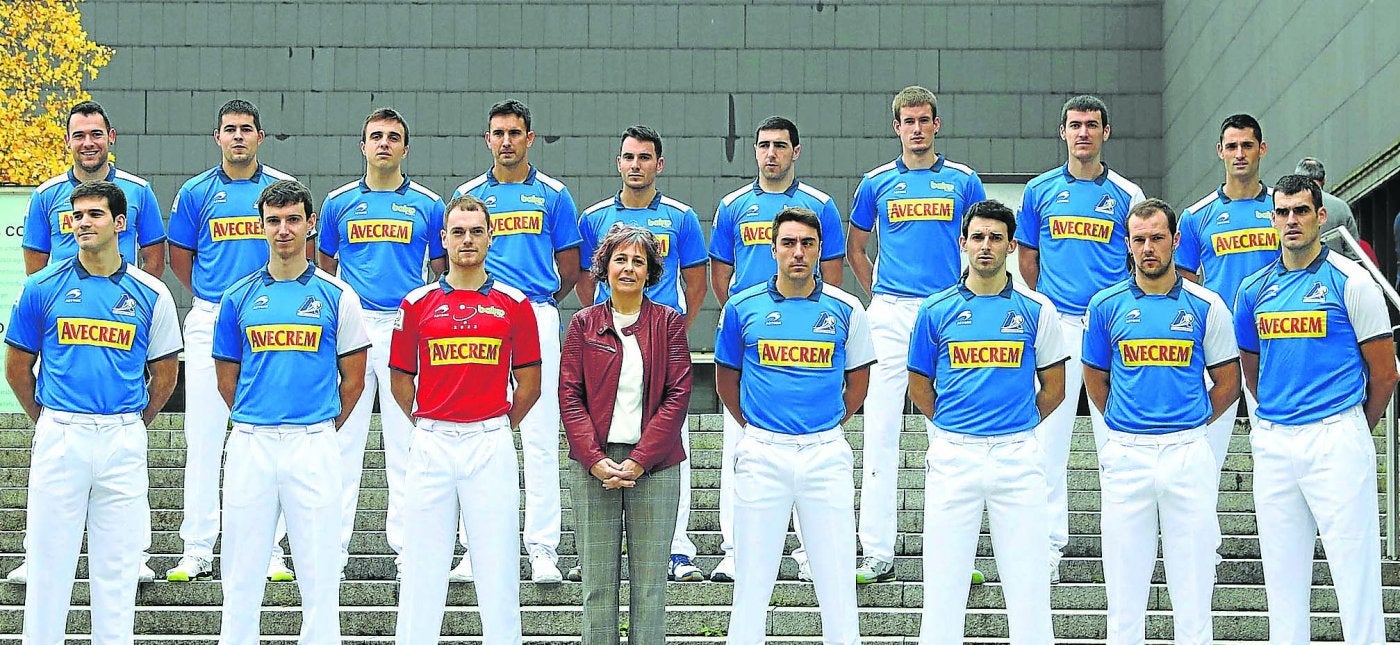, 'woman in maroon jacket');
559,224,692,644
